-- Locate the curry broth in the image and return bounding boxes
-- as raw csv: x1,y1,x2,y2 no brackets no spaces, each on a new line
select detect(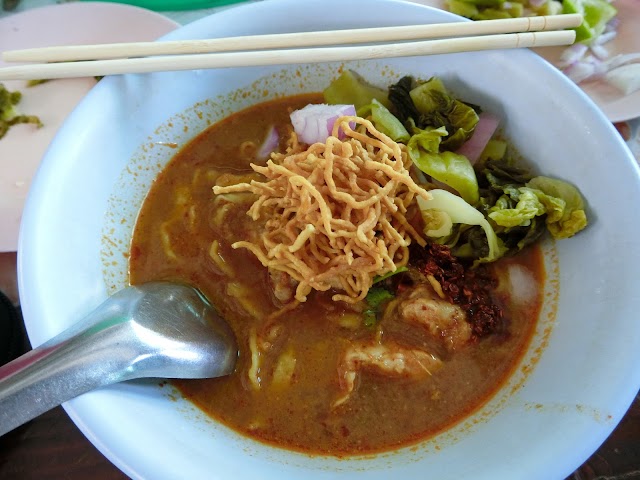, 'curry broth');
129,94,544,456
